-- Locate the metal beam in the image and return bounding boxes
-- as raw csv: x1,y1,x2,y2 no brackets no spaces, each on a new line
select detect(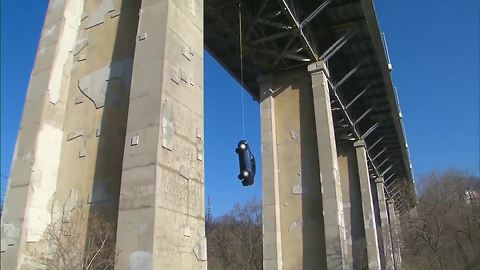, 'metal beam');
391,189,402,199
246,0,273,41
385,176,398,188
377,156,390,169
251,47,309,62
354,104,376,125
395,201,407,212
372,147,388,161
251,30,295,45
273,35,301,66
258,19,293,30
361,121,381,139
345,83,374,109
368,136,384,151
328,79,382,186
300,0,332,28
320,26,360,61
333,59,366,91
381,164,394,176
388,184,401,194
277,0,318,60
